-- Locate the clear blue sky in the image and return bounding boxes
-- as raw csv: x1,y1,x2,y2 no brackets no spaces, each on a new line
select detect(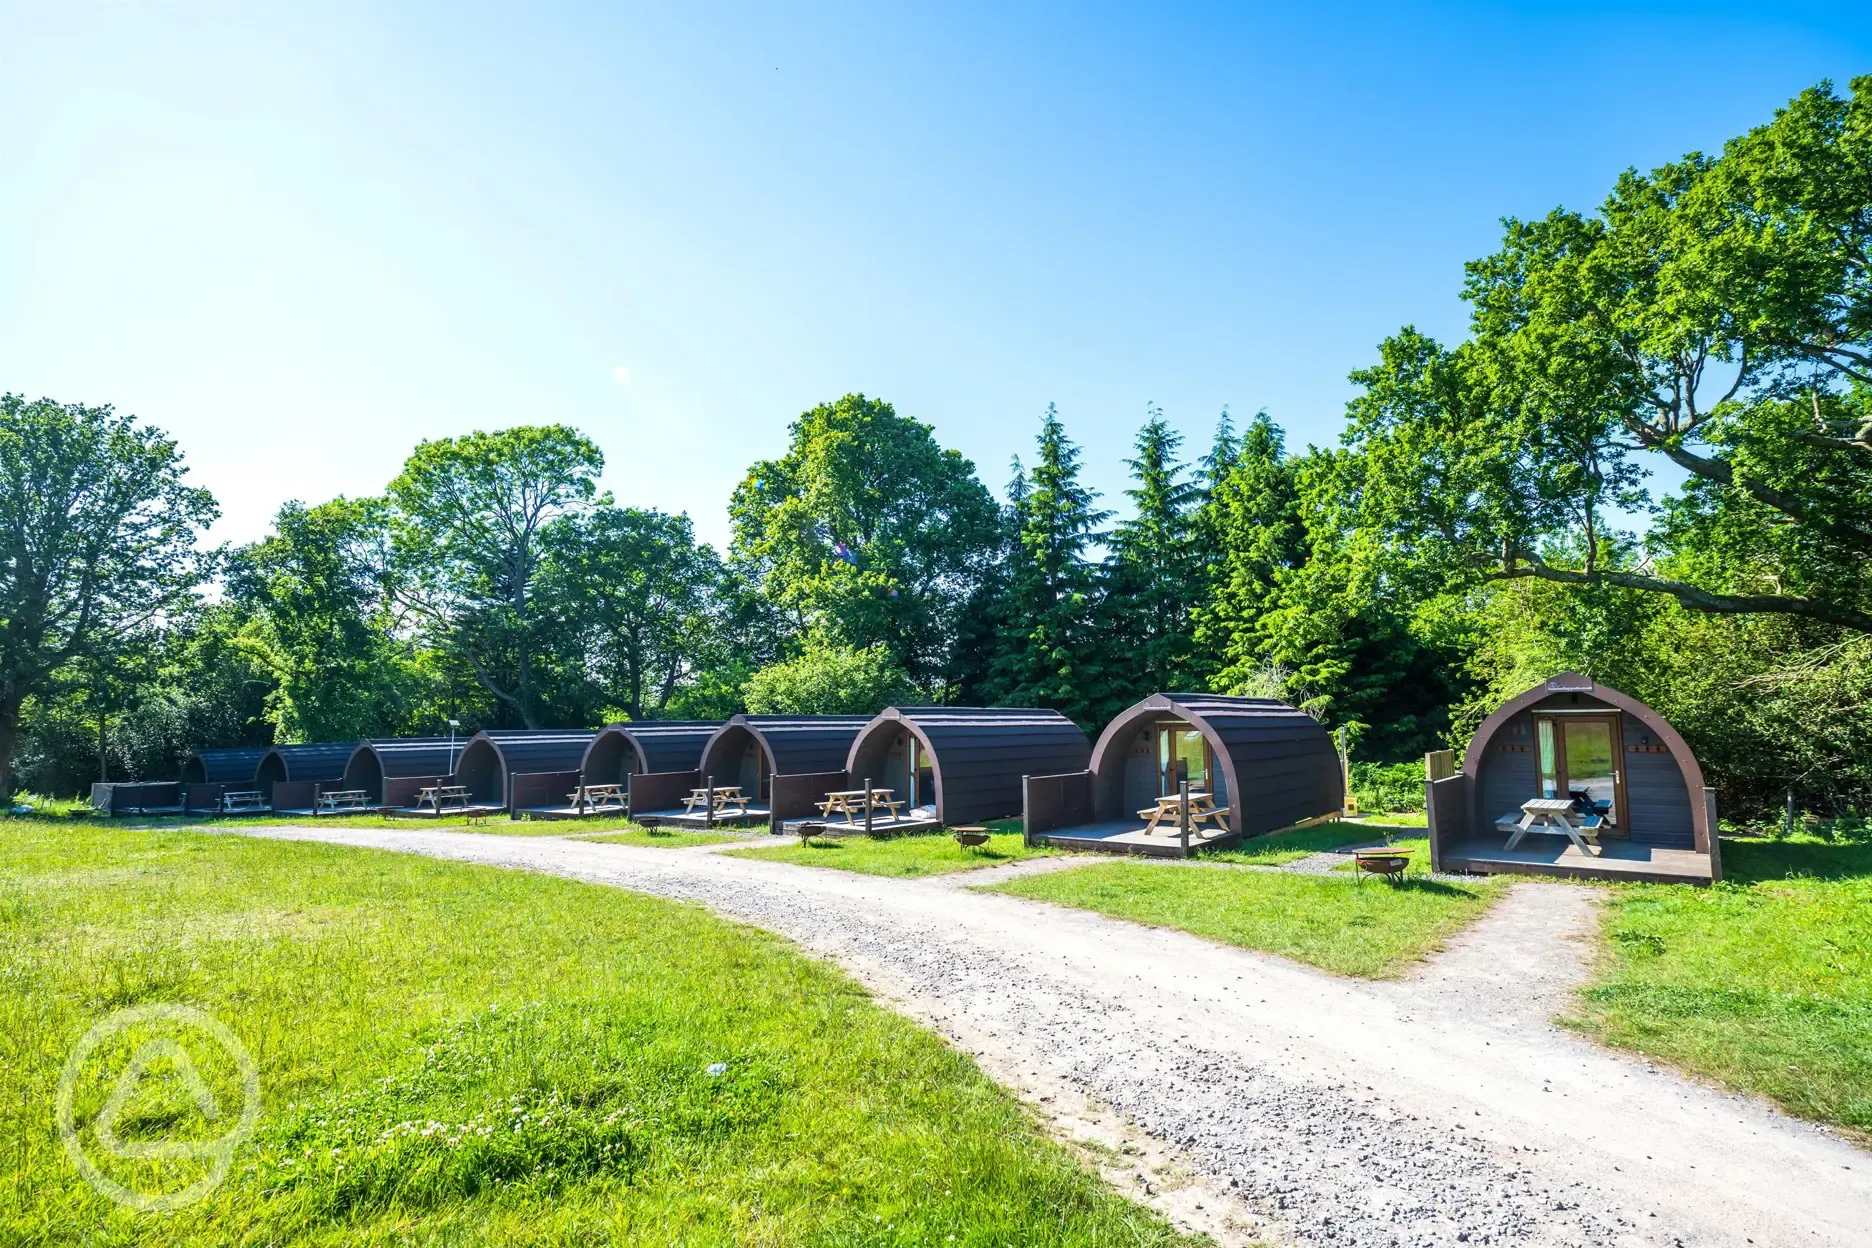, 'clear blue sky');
3,2,1867,551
